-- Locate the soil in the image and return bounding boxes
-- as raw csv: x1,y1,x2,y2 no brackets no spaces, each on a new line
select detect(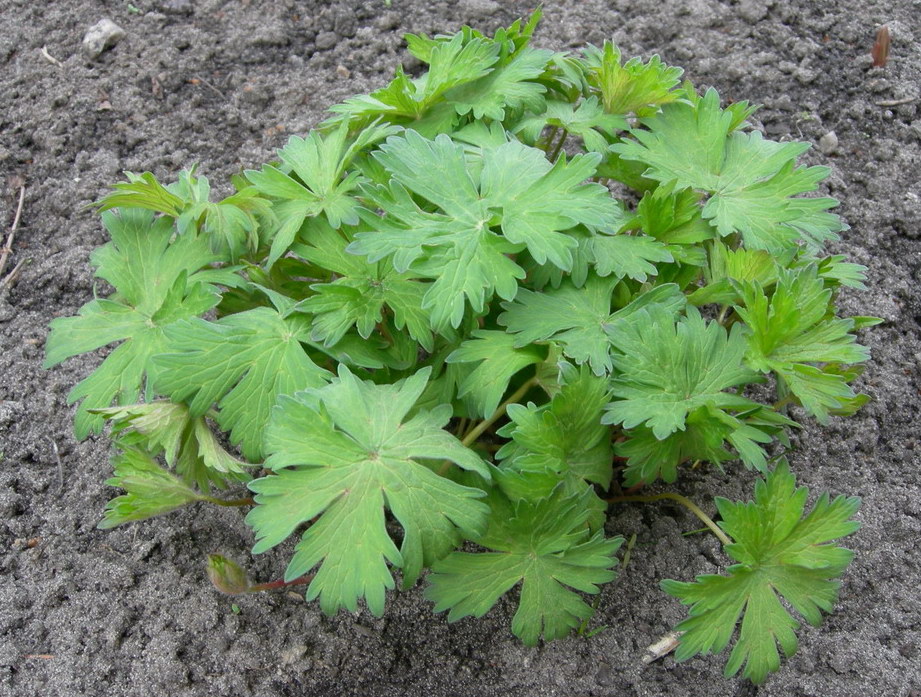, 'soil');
1,1,920,696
